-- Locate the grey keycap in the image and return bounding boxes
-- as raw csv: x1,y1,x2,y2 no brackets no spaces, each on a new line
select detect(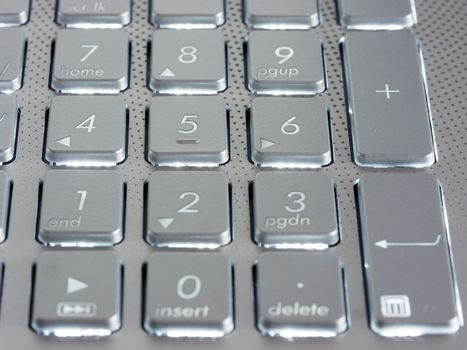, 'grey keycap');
146,171,231,248
342,31,435,168
144,252,234,338
45,96,127,166
57,0,131,28
51,29,130,93
38,170,125,247
0,29,26,92
147,96,229,166
0,95,18,164
0,0,30,26
151,0,225,28
245,0,319,29
250,97,332,168
337,0,417,30
252,172,339,249
357,173,461,337
0,171,10,243
255,252,348,338
31,251,122,338
247,31,326,95
150,30,227,94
